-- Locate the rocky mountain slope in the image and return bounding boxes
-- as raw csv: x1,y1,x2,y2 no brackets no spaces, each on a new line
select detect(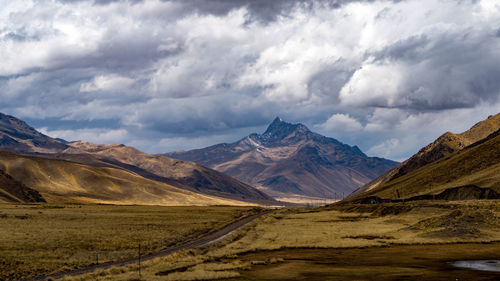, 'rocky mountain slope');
167,117,398,200
0,112,275,205
0,113,68,153
352,113,500,197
